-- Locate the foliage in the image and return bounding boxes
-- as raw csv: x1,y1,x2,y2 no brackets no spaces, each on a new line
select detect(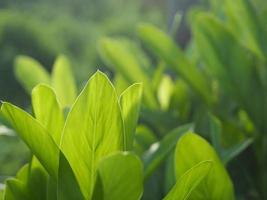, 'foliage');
0,71,235,200
1,0,267,199
97,0,266,199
